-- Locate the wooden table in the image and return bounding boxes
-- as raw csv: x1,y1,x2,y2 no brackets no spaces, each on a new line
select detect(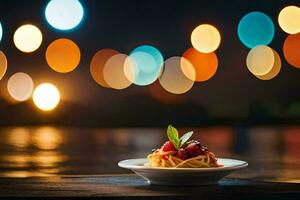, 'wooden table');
1,174,300,199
